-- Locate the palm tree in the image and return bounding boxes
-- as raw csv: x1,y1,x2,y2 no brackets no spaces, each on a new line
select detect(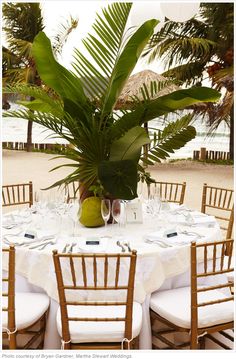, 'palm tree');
143,3,234,159
2,2,78,151
3,3,220,200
